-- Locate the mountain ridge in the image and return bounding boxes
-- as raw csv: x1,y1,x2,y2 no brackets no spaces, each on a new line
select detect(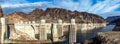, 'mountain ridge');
0,7,106,23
